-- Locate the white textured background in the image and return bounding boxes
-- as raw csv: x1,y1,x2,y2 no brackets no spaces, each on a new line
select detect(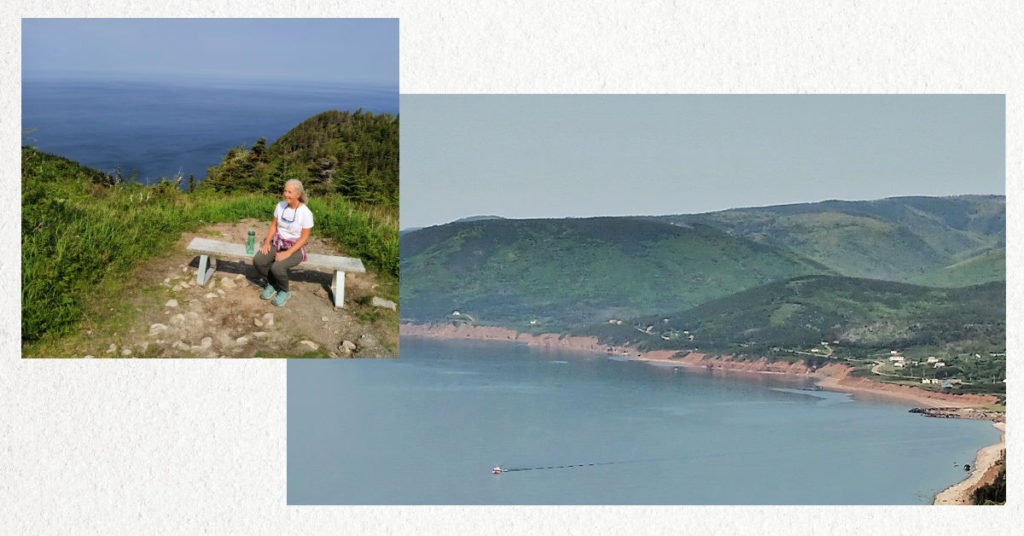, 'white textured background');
2,1,1021,534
